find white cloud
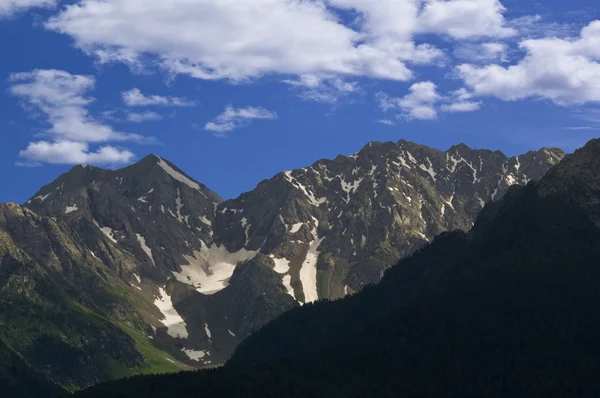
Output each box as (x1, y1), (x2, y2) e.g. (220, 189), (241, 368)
(0, 0), (54, 16)
(454, 42), (508, 63)
(441, 88), (482, 112)
(127, 111), (163, 123)
(377, 119), (396, 126)
(9, 69), (146, 142)
(204, 105), (277, 135)
(377, 82), (441, 120)
(507, 15), (579, 40)
(441, 101), (481, 112)
(46, 0), (512, 83)
(283, 75), (358, 103)
(377, 84), (481, 119)
(458, 20), (600, 106)
(19, 141), (134, 165)
(122, 88), (196, 107)
(417, 0), (515, 39)
(9, 69), (147, 165)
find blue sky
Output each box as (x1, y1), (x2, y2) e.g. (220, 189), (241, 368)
(1, 0), (599, 204)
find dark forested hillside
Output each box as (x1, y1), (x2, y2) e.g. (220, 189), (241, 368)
(73, 140), (600, 397)
(0, 337), (64, 398)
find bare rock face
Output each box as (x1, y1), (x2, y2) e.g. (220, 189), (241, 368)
(0, 140), (563, 393)
(212, 141), (564, 301)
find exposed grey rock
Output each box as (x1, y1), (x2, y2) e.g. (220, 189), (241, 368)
(213, 140), (564, 301)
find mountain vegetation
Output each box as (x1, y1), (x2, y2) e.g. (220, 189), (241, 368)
(73, 139), (600, 397)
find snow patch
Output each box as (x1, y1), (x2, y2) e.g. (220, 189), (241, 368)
(340, 177), (363, 203)
(174, 188), (184, 223)
(35, 194), (50, 202)
(228, 330), (237, 337)
(181, 349), (205, 361)
(96, 223), (118, 244)
(204, 323), (212, 339)
(284, 172), (327, 207)
(282, 274), (296, 300)
(65, 205), (78, 214)
(419, 158), (437, 181)
(172, 245), (256, 295)
(157, 157), (206, 195)
(447, 153), (478, 183)
(443, 192), (455, 210)
(240, 217), (250, 245)
(270, 255), (291, 274)
(136, 233), (155, 266)
(505, 174), (516, 186)
(154, 288), (188, 339)
(290, 222), (303, 234)
(137, 189), (154, 203)
(299, 218), (323, 304)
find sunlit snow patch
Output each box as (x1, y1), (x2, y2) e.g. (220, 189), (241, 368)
(299, 218), (323, 303)
(93, 220), (119, 244)
(65, 205), (78, 214)
(289, 222), (303, 234)
(181, 349), (206, 361)
(282, 275), (296, 300)
(154, 287), (188, 339)
(136, 233), (155, 266)
(35, 194), (50, 202)
(172, 244), (256, 295)
(269, 255), (291, 274)
(157, 157), (209, 200)
(269, 255), (295, 299)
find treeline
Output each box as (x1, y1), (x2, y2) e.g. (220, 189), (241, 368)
(73, 183), (600, 397)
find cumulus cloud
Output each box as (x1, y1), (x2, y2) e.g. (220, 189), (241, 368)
(46, 0), (513, 83)
(283, 75), (358, 103)
(122, 88), (196, 107)
(441, 88), (482, 112)
(204, 105), (277, 136)
(377, 82), (441, 120)
(441, 101), (481, 112)
(0, 0), (54, 16)
(457, 20), (600, 106)
(454, 42), (508, 63)
(377, 84), (481, 119)
(19, 141), (135, 165)
(10, 70), (146, 142)
(127, 111), (163, 123)
(507, 15), (579, 39)
(417, 0), (515, 39)
(9, 69), (147, 165)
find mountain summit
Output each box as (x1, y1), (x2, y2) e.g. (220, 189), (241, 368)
(212, 141), (564, 300)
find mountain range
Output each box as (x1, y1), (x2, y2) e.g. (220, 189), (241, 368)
(0, 140), (564, 393)
(74, 138), (600, 397)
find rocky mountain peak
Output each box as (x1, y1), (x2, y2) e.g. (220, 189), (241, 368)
(211, 139), (565, 302)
